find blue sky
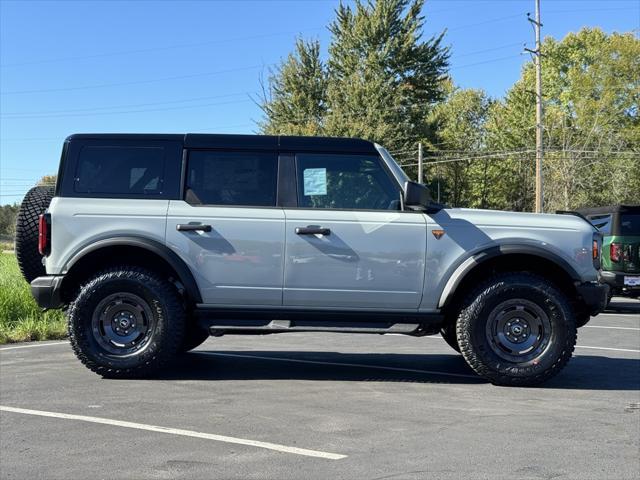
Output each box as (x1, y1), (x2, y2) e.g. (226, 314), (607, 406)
(1, 0), (638, 205)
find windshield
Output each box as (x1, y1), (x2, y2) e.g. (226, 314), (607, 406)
(375, 144), (410, 186)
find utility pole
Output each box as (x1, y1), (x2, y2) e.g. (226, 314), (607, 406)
(418, 142), (423, 184)
(526, 0), (544, 213)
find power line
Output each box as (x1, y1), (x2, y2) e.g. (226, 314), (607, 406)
(452, 41), (526, 59)
(1, 92), (249, 117)
(2, 98), (253, 119)
(451, 54), (523, 70)
(0, 64), (267, 95)
(0, 28), (323, 69)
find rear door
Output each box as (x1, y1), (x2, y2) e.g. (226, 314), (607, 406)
(282, 153), (427, 310)
(166, 149), (285, 305)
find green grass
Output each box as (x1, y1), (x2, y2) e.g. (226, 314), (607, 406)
(0, 254), (66, 344)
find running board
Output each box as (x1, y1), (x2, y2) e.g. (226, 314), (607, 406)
(207, 319), (424, 335)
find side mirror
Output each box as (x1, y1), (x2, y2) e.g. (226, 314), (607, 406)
(403, 181), (432, 209)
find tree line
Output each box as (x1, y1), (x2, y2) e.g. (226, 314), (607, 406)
(259, 0), (639, 212)
(0, 176), (56, 239)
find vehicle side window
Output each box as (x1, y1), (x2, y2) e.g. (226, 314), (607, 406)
(589, 214), (612, 235)
(74, 146), (165, 195)
(185, 150), (278, 207)
(295, 154), (400, 210)
(620, 214), (640, 235)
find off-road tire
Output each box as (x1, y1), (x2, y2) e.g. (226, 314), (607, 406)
(15, 186), (54, 283)
(180, 323), (210, 353)
(440, 323), (460, 353)
(68, 267), (185, 378)
(456, 273), (576, 387)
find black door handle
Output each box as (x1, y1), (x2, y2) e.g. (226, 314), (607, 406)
(176, 224), (212, 232)
(295, 226), (331, 235)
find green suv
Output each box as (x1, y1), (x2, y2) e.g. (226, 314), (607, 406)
(579, 205), (640, 299)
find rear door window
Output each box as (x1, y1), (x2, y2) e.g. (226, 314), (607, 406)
(185, 150), (278, 207)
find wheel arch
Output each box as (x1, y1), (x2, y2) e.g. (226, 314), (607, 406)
(439, 244), (581, 312)
(59, 236), (202, 305)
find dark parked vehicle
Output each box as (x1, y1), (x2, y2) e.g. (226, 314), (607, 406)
(578, 205), (640, 299)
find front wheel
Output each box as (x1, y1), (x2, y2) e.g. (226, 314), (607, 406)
(68, 267), (185, 378)
(456, 273), (576, 387)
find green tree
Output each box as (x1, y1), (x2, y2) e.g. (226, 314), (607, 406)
(486, 28), (640, 211)
(0, 204), (20, 238)
(259, 39), (328, 135)
(260, 0), (449, 152)
(426, 83), (492, 206)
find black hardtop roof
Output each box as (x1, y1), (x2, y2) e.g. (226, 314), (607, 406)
(65, 133), (378, 154)
(576, 204), (640, 216)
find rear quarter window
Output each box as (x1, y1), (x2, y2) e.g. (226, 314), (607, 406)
(588, 214), (612, 235)
(75, 146), (165, 195)
(59, 139), (183, 199)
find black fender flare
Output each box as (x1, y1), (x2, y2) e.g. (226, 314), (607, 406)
(62, 236), (202, 304)
(438, 243), (581, 309)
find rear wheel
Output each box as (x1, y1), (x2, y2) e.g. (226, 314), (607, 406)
(457, 273), (576, 387)
(15, 186), (54, 283)
(68, 267), (185, 378)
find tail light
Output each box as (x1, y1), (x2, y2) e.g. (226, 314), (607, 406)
(38, 213), (51, 256)
(610, 243), (622, 263)
(592, 233), (602, 269)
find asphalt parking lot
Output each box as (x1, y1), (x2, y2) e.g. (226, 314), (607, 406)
(1, 298), (639, 480)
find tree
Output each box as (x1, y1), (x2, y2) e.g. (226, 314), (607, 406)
(259, 39), (328, 135)
(260, 0), (449, 152)
(426, 83), (491, 206)
(0, 204), (20, 238)
(38, 175), (57, 186)
(486, 28), (640, 211)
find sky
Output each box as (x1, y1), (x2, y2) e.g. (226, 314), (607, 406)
(1, 0), (639, 205)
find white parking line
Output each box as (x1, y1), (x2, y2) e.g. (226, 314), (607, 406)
(584, 325), (640, 331)
(200, 352), (480, 379)
(597, 313), (640, 318)
(0, 341), (68, 351)
(575, 346), (640, 354)
(0, 405), (346, 460)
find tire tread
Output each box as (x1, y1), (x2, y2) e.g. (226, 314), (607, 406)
(68, 266), (185, 378)
(456, 272), (576, 386)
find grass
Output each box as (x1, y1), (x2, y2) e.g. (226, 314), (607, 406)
(0, 254), (66, 344)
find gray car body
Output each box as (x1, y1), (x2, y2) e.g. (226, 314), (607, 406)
(44, 145), (598, 314)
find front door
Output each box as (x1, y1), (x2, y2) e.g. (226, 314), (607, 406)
(283, 153), (427, 310)
(166, 149), (284, 305)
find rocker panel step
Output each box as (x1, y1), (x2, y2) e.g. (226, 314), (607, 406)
(206, 319), (422, 335)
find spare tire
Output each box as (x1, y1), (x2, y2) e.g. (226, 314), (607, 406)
(15, 186), (54, 283)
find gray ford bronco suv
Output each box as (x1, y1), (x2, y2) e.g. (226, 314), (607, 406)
(17, 134), (608, 386)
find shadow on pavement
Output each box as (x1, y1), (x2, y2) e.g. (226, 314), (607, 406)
(152, 350), (640, 390)
(606, 297), (640, 314)
(159, 351), (484, 384)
